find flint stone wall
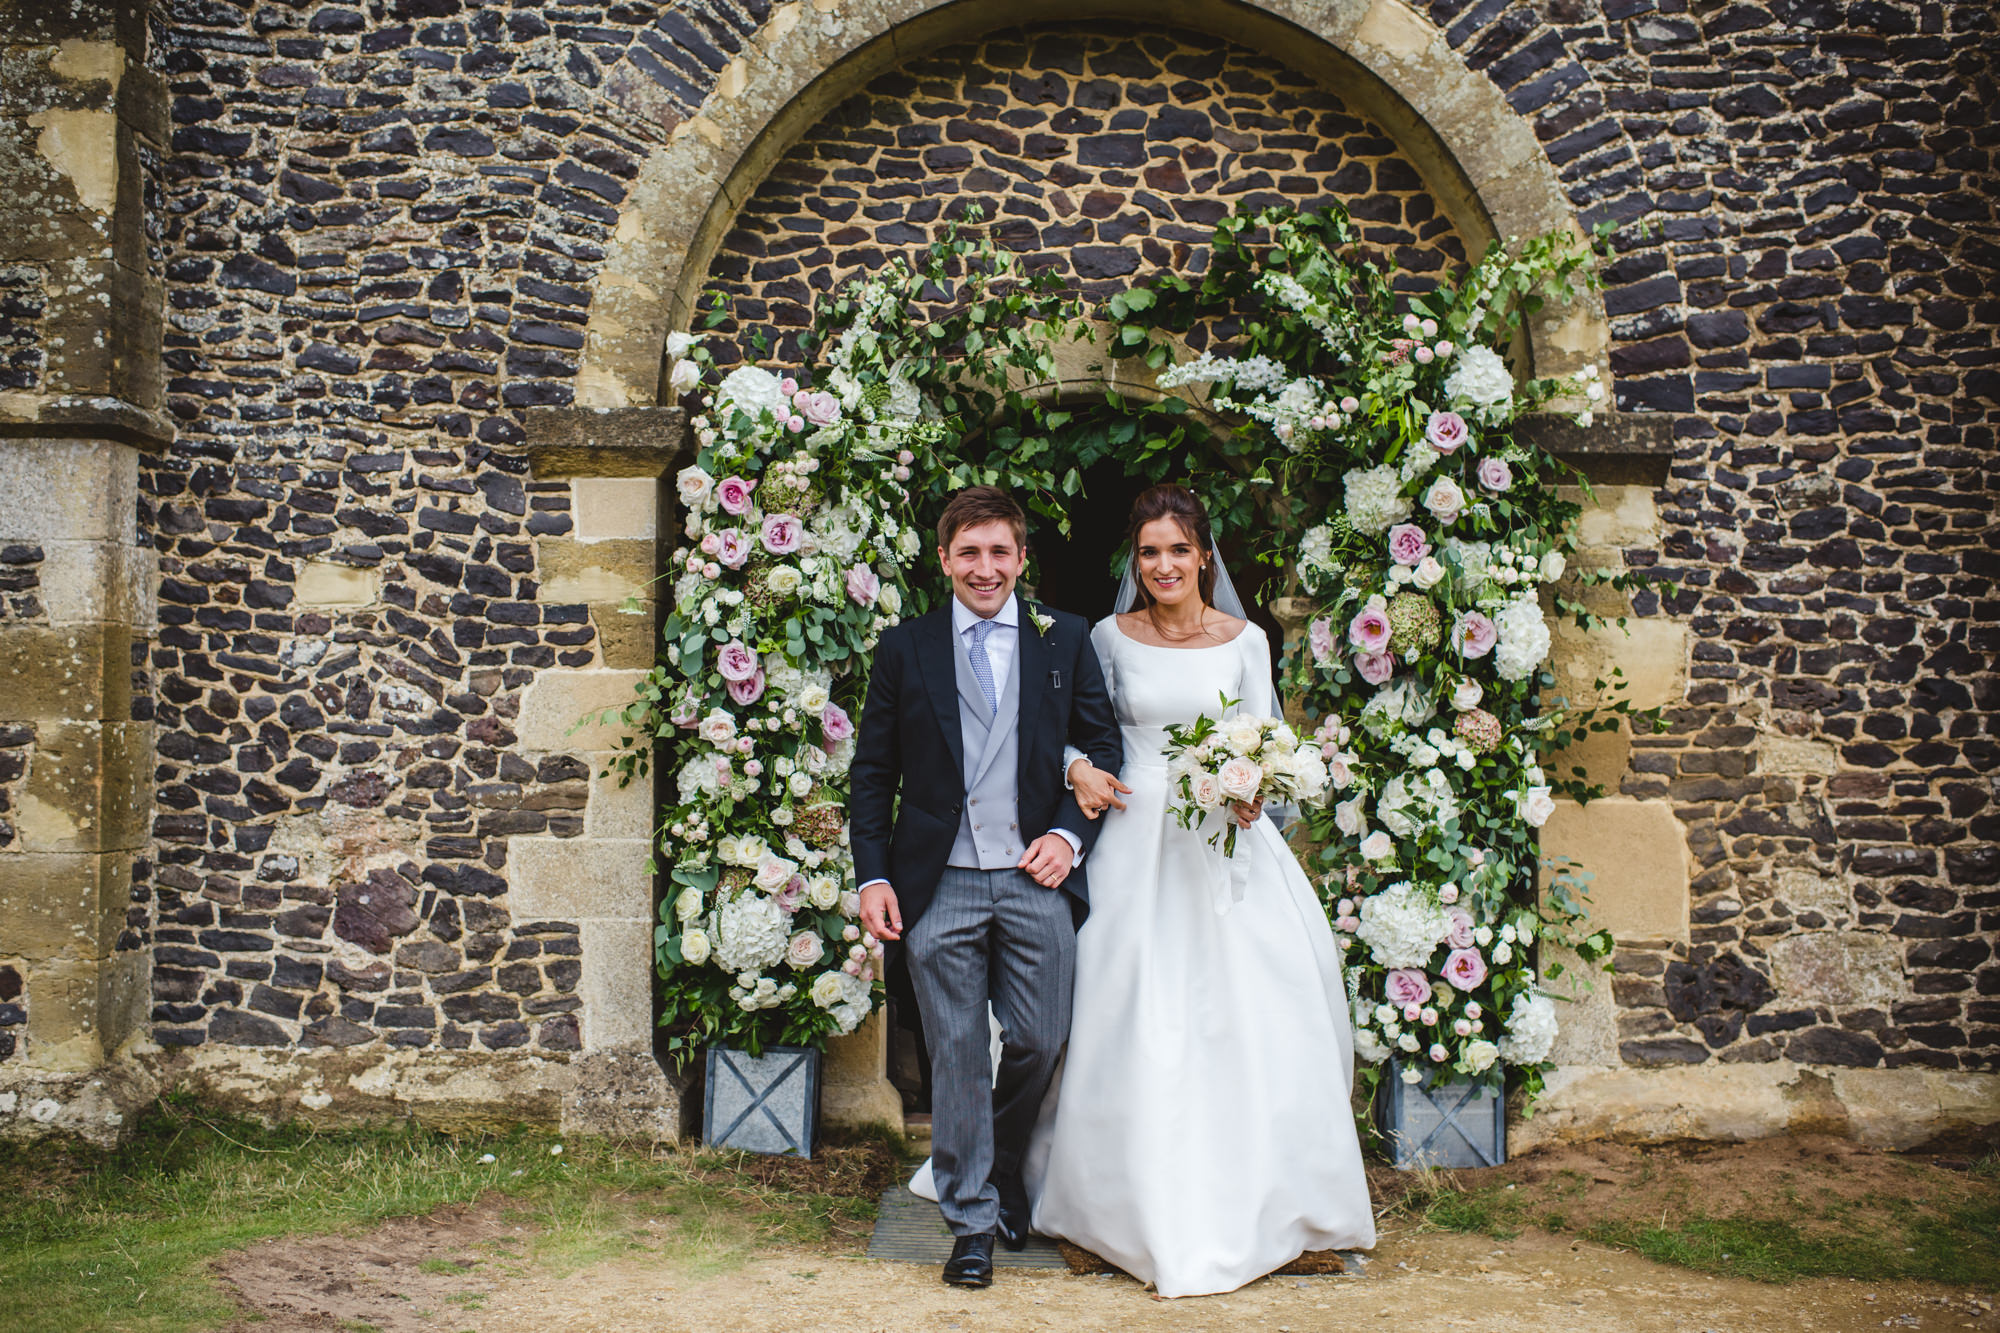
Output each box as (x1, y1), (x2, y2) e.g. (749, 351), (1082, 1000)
(0, 0), (1992, 1144)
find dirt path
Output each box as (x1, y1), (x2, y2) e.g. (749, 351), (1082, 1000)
(218, 1209), (1999, 1333)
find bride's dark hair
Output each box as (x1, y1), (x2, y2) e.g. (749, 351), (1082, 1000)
(1125, 484), (1218, 616)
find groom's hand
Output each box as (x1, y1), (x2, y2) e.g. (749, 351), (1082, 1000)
(860, 882), (902, 941)
(1018, 833), (1074, 889)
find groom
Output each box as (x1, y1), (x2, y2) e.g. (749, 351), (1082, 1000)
(850, 485), (1122, 1288)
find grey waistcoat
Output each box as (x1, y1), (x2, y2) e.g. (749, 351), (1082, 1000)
(947, 620), (1025, 871)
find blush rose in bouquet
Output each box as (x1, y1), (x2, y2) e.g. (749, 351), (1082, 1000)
(1162, 692), (1332, 858)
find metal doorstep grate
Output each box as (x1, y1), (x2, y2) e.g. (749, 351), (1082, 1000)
(866, 1186), (1070, 1269)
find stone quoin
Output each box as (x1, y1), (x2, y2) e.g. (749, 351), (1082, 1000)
(0, 0), (1993, 1149)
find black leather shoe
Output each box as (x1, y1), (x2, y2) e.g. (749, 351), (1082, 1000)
(995, 1177), (1031, 1251)
(943, 1232), (995, 1288)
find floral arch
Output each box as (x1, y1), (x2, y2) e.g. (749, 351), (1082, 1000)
(620, 204), (1658, 1111)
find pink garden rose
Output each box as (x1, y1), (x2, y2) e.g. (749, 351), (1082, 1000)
(1355, 650), (1395, 685)
(1443, 947), (1489, 992)
(1348, 605), (1391, 653)
(716, 475), (754, 515)
(1477, 457), (1513, 493)
(1454, 610), (1498, 659)
(1308, 617), (1336, 665)
(820, 702), (854, 742)
(716, 640), (759, 683)
(761, 513), (803, 555)
(777, 875), (807, 914)
(1387, 523), (1431, 567)
(726, 667), (765, 706)
(1384, 968), (1433, 1008)
(1426, 410), (1469, 453)
(846, 563), (880, 607)
(714, 527), (752, 569)
(1444, 906), (1476, 950)
(795, 389), (841, 426)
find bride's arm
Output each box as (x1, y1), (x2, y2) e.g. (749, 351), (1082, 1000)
(1237, 623), (1278, 718)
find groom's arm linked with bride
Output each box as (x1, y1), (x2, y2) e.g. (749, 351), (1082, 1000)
(846, 485), (1122, 1287)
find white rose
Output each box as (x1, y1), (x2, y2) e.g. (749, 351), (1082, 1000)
(1451, 679), (1483, 711)
(669, 358), (701, 396)
(680, 929), (711, 966)
(1353, 1027), (1391, 1064)
(1493, 941), (1514, 965)
(785, 931), (824, 969)
(1188, 770), (1226, 811)
(697, 709), (737, 747)
(807, 876), (841, 910)
(797, 684), (831, 714)
(765, 565), (802, 596)
(1359, 830), (1394, 861)
(674, 887), (703, 922)
(1541, 550), (1567, 581)
(839, 891), (861, 918)
(1520, 785), (1556, 828)
(1412, 555), (1447, 590)
(666, 330), (697, 360)
(1223, 716), (1265, 756)
(677, 465), (715, 509)
(1464, 1039), (1499, 1073)
(1217, 756), (1264, 801)
(1397, 1031), (1420, 1053)
(1422, 476), (1465, 525)
(1335, 798), (1365, 837)
(810, 971), (845, 1008)
(898, 528), (921, 559)
(754, 855), (797, 892)
(716, 835), (742, 866)
(877, 583), (902, 616)
(788, 771), (813, 798)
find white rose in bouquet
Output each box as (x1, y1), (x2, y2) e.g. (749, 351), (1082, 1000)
(807, 875), (841, 910)
(1189, 770), (1226, 811)
(1222, 715), (1266, 756)
(680, 928), (712, 966)
(1218, 756), (1264, 801)
(1268, 723), (1299, 754)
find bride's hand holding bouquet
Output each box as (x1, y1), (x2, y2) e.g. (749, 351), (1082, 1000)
(1165, 693), (1332, 858)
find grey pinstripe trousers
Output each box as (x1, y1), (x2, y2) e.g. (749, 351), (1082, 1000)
(905, 864), (1077, 1236)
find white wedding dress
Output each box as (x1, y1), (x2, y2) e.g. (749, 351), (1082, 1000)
(911, 617), (1376, 1297)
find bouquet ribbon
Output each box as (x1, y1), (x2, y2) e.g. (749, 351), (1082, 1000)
(1209, 818), (1251, 916)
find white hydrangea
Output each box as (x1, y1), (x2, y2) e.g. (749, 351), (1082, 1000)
(1443, 344), (1514, 412)
(716, 365), (785, 420)
(676, 755), (724, 804)
(1500, 990), (1560, 1065)
(1342, 464), (1413, 536)
(1297, 523), (1341, 592)
(814, 503), (869, 561)
(712, 892), (790, 974)
(1360, 678), (1436, 738)
(1442, 537), (1492, 587)
(1493, 590), (1551, 682)
(1354, 880), (1451, 969)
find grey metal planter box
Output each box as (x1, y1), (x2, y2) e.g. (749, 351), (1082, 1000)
(1377, 1061), (1506, 1169)
(704, 1045), (819, 1158)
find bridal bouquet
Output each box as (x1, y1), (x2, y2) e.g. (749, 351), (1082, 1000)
(1163, 694), (1332, 858)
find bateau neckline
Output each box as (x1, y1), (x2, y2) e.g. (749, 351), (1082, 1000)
(1106, 617), (1254, 651)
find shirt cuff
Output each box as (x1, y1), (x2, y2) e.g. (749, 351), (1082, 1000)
(857, 878), (890, 893)
(1062, 745), (1086, 788)
(1050, 827), (1083, 868)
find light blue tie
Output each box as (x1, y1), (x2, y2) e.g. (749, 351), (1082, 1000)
(967, 618), (999, 716)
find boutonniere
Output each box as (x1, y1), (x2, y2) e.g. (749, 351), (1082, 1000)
(1026, 605), (1055, 636)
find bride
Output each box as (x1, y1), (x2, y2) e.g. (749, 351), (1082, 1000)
(912, 483), (1376, 1297)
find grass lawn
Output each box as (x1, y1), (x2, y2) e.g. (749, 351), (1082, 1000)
(1379, 1137), (2000, 1286)
(0, 1093), (897, 1333)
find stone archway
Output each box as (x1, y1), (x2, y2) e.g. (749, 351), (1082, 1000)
(572, 0), (1608, 412)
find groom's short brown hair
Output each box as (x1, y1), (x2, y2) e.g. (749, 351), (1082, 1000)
(936, 485), (1027, 551)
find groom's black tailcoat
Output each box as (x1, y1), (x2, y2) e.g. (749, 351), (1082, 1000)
(848, 599), (1123, 927)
